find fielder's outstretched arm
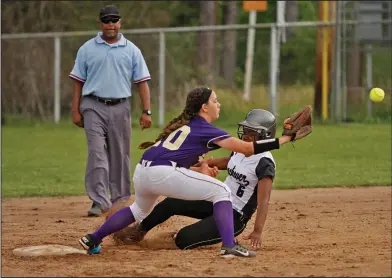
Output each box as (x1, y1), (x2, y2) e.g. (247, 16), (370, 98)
(215, 136), (291, 157)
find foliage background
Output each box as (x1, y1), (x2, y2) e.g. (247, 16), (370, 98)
(2, 1), (391, 123)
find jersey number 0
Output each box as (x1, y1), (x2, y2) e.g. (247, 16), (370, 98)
(154, 126), (191, 151)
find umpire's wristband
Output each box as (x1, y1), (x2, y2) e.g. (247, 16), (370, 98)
(253, 138), (280, 154)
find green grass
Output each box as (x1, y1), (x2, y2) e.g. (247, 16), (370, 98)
(2, 121), (391, 198)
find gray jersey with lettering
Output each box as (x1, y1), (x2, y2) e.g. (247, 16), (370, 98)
(225, 152), (276, 219)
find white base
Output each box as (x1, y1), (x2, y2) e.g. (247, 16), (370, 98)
(13, 244), (88, 256)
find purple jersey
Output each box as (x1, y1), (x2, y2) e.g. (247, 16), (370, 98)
(142, 116), (231, 168)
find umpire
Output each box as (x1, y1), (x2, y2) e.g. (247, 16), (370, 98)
(70, 5), (152, 217)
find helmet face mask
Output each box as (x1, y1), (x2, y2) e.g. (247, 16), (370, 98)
(237, 125), (273, 141)
(237, 109), (276, 142)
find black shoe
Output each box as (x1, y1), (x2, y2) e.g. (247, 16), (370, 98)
(88, 203), (102, 217)
(78, 234), (102, 255)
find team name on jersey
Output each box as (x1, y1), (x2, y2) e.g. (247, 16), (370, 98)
(227, 165), (249, 187)
(225, 151), (275, 216)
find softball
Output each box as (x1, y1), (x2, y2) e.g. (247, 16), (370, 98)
(369, 88), (385, 103)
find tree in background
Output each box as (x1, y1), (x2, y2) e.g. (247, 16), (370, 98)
(2, 1), (388, 121)
(197, 1), (218, 85)
(285, 1), (299, 40)
(220, 1), (238, 89)
(347, 28), (364, 106)
(1, 1), (200, 117)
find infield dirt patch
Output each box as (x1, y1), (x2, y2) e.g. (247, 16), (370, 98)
(2, 186), (391, 277)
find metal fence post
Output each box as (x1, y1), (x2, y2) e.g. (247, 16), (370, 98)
(342, 6), (348, 122)
(269, 25), (278, 116)
(158, 32), (166, 127)
(243, 11), (257, 101)
(365, 44), (373, 118)
(54, 36), (61, 124)
(333, 1), (342, 122)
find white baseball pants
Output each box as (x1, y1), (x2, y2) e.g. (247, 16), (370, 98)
(129, 160), (232, 222)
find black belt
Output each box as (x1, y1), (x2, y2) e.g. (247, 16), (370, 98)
(86, 95), (127, 105)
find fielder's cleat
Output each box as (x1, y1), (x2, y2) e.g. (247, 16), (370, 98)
(79, 234), (102, 255)
(220, 243), (256, 258)
(87, 245), (102, 255)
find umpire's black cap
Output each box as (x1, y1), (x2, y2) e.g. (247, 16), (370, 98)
(99, 5), (121, 19)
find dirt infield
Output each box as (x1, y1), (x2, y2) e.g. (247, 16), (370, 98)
(2, 186), (391, 277)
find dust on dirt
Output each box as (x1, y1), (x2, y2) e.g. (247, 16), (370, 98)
(1, 186), (391, 277)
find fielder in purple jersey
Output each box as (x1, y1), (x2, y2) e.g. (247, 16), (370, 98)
(142, 116), (230, 169)
(78, 86), (296, 258)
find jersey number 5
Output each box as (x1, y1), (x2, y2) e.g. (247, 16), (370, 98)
(154, 126), (191, 151)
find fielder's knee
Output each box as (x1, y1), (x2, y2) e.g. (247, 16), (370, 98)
(129, 202), (151, 222)
(212, 185), (231, 204)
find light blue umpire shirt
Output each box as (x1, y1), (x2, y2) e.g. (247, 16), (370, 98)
(69, 32), (151, 99)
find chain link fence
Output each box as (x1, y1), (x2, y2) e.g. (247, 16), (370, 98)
(2, 20), (391, 126)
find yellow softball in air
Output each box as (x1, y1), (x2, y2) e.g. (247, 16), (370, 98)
(369, 88), (385, 103)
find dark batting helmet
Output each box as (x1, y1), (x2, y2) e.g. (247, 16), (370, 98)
(237, 109), (276, 140)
